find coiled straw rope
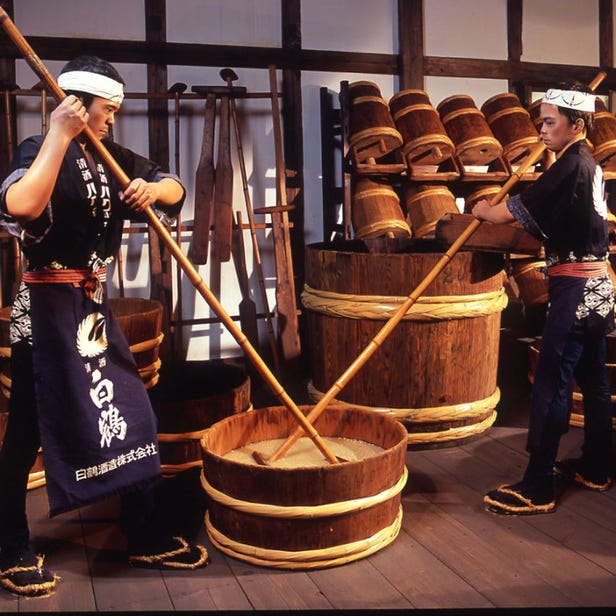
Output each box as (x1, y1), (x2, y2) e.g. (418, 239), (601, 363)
(301, 284), (508, 321)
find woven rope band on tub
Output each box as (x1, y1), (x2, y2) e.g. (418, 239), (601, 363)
(205, 506), (403, 570)
(306, 382), (499, 445)
(301, 285), (508, 321)
(200, 466), (408, 519)
(307, 381), (500, 423)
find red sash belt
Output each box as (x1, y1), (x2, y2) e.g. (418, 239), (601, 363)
(547, 262), (608, 278)
(23, 268), (107, 302)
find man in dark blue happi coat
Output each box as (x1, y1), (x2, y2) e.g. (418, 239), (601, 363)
(0, 56), (207, 596)
(473, 82), (614, 515)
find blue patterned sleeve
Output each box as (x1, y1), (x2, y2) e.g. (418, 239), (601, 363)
(507, 194), (547, 241)
(0, 166), (53, 244)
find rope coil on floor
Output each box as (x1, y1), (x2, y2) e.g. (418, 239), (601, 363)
(205, 505), (404, 569)
(301, 284), (508, 321)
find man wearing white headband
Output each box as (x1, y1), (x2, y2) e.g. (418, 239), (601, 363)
(0, 56), (207, 597)
(472, 81), (613, 515)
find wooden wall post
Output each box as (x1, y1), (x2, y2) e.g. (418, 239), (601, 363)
(398, 0), (424, 90)
(145, 0), (174, 361)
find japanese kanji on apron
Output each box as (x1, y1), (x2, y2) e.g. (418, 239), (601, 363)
(25, 269), (161, 516)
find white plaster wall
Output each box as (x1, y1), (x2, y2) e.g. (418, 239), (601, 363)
(302, 0), (397, 54)
(5, 0), (611, 362)
(424, 0), (507, 60)
(521, 0), (599, 65)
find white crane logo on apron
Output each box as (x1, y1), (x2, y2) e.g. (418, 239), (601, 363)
(76, 312), (128, 448)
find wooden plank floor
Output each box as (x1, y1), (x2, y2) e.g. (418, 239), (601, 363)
(0, 377), (614, 613)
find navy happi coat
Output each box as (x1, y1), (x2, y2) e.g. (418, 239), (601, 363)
(507, 140), (614, 447)
(0, 136), (184, 515)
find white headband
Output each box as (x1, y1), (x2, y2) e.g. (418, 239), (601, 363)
(57, 70), (124, 104)
(542, 88), (595, 112)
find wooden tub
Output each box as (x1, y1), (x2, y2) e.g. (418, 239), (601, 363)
(201, 404), (408, 569)
(150, 360), (251, 476)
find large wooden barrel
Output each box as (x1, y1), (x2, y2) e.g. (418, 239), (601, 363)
(351, 177), (411, 239)
(201, 404), (408, 569)
(0, 299), (163, 393)
(437, 94), (503, 166)
(149, 360), (251, 476)
(347, 81), (403, 163)
(402, 183), (459, 238)
(528, 336), (616, 431)
(302, 241), (506, 448)
(481, 93), (539, 165)
(388, 89), (455, 166)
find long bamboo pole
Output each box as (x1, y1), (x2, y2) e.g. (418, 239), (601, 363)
(0, 7), (341, 465)
(266, 70), (607, 463)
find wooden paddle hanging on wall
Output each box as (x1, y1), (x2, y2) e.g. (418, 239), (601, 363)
(232, 211), (260, 380)
(168, 82), (187, 356)
(254, 65), (301, 363)
(212, 92), (234, 262)
(188, 92), (216, 264)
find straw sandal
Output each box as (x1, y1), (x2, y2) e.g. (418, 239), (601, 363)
(484, 480), (556, 515)
(128, 535), (209, 570)
(0, 551), (58, 597)
(554, 458), (612, 492)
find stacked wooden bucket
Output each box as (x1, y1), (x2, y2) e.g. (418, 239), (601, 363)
(347, 82), (545, 243)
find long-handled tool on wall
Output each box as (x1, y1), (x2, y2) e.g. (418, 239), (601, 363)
(188, 91), (216, 264)
(219, 67), (281, 375)
(232, 210), (260, 358)
(168, 81), (187, 356)
(0, 7), (340, 465)
(263, 70), (608, 464)
(211, 91), (234, 262)
(254, 65), (301, 363)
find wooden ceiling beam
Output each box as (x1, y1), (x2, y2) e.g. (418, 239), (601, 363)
(0, 36), (399, 74)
